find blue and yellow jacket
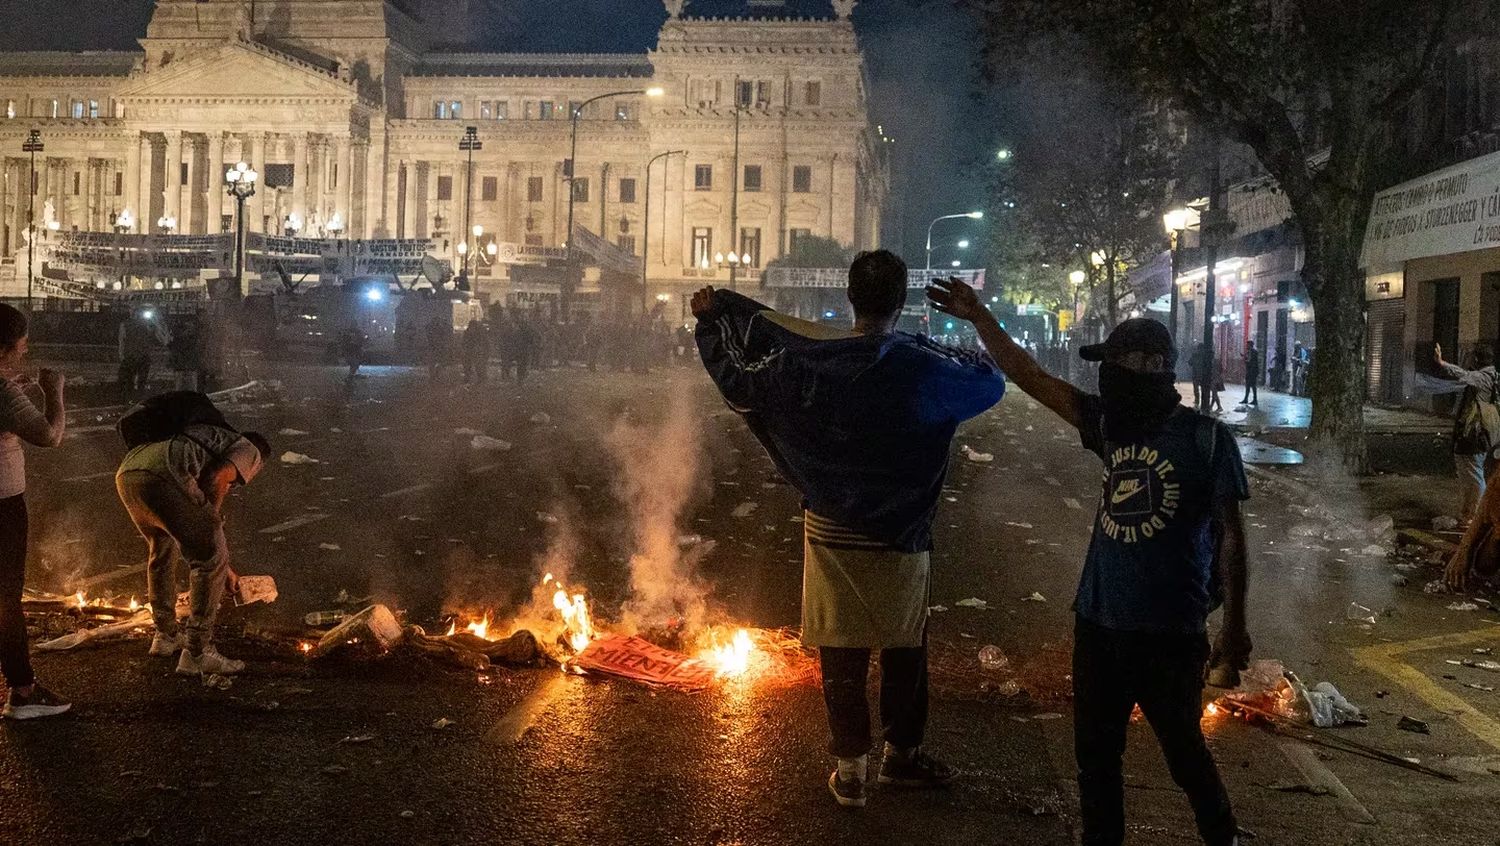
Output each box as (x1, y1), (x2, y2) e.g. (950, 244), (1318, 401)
(695, 289), (1004, 553)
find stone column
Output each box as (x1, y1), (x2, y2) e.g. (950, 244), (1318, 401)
(292, 133), (309, 222)
(336, 137), (353, 231)
(245, 132), (265, 233)
(185, 137), (201, 233)
(207, 132), (225, 233)
(162, 131), (182, 230)
(137, 134), (154, 232)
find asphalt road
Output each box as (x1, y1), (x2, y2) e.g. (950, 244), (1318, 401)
(1, 360), (1498, 845)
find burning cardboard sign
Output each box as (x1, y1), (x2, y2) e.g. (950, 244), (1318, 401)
(569, 634), (715, 691)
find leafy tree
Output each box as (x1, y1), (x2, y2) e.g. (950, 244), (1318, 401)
(967, 0), (1457, 467)
(765, 235), (853, 269)
(986, 71), (1175, 330)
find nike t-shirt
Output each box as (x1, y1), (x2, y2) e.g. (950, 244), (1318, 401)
(1073, 395), (1248, 634)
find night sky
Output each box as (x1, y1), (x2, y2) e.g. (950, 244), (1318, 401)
(0, 0), (999, 260)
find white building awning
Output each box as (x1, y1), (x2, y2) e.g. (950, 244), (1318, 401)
(1361, 148), (1500, 269)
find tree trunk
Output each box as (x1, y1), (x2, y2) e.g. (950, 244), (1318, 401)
(1301, 199), (1370, 472)
(1106, 262), (1118, 327)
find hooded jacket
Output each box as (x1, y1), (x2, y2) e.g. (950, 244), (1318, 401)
(696, 289), (1004, 552)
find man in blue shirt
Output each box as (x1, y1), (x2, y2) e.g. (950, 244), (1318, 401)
(930, 277), (1250, 846)
(695, 250), (1005, 809)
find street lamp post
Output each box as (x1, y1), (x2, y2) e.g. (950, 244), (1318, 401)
(157, 215), (178, 235)
(1162, 207), (1197, 356)
(458, 126), (482, 292)
(565, 87), (664, 318)
(22, 129), (43, 310)
(925, 211), (983, 271)
(643, 149), (684, 314)
(224, 161), (258, 298)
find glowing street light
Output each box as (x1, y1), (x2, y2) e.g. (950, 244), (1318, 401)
(926, 211), (984, 270)
(995, 148), (1013, 162)
(957, 239), (970, 249)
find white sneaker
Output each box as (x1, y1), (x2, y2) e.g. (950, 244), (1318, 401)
(176, 647), (246, 676)
(148, 632), (183, 657)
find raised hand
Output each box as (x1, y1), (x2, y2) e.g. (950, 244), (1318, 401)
(926, 276), (989, 323)
(690, 286), (718, 320)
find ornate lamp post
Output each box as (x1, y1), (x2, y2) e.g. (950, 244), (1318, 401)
(457, 126), (482, 292)
(642, 149), (684, 314)
(925, 211), (983, 271)
(156, 215), (178, 234)
(224, 161), (258, 297)
(21, 129), (43, 310)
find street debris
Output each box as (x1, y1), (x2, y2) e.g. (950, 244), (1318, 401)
(1447, 658), (1500, 673)
(305, 610), (348, 627)
(1446, 601), (1481, 612)
(1432, 516), (1460, 531)
(529, 412), (552, 424)
(960, 445), (994, 463)
(454, 428), (482, 436)
(1260, 782), (1330, 796)
(277, 428), (309, 436)
(279, 451), (320, 465)
(570, 634), (715, 691)
(34, 610), (153, 652)
(399, 810), (416, 820)
(1345, 602), (1377, 625)
(1021, 592), (1046, 602)
(469, 435), (512, 452)
(202, 673), (233, 690)
(338, 734), (375, 745)
(955, 597), (990, 610)
(978, 645), (1009, 671)
(430, 717), (455, 730)
(234, 575), (278, 606)
(306, 605), (404, 659)
(535, 512), (559, 524)
(1397, 715), (1430, 734)
(929, 605), (948, 613)
(731, 501), (759, 518)
(318, 543), (342, 551)
(1423, 579), (1449, 594)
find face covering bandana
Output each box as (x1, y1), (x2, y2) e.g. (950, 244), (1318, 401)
(1098, 361), (1181, 442)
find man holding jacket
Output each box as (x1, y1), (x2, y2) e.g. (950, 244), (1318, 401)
(694, 250), (1005, 808)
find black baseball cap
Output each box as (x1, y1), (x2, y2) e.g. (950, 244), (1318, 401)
(1079, 317), (1176, 366)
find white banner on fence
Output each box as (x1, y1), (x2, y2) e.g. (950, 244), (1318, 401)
(763, 267), (986, 290)
(1361, 148), (1500, 269)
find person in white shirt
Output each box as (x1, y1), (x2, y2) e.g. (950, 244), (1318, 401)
(0, 305), (70, 719)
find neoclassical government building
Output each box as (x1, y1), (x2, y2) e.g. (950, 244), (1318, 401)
(0, 0), (887, 306)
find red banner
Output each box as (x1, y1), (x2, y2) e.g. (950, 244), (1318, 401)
(570, 635), (715, 691)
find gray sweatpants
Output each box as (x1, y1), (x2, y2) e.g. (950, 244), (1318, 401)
(115, 470), (228, 653)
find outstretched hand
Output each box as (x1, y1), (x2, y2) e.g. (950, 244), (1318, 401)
(926, 276), (989, 323)
(690, 286), (718, 321)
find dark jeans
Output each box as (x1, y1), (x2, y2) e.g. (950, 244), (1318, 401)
(1073, 617), (1236, 846)
(1241, 381), (1258, 404)
(819, 629), (928, 759)
(0, 495), (33, 689)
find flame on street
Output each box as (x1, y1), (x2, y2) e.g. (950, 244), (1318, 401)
(74, 590), (86, 609)
(697, 627), (755, 678)
(546, 573), (595, 653)
(465, 614), (491, 641)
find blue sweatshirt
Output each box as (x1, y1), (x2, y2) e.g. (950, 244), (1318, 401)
(696, 289), (1005, 552)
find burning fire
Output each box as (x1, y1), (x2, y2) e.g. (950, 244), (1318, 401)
(74, 590), (86, 609)
(127, 596), (140, 612)
(546, 573), (595, 653)
(697, 628), (755, 678)
(465, 614), (492, 641)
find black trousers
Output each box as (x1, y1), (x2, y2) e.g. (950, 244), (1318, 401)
(0, 495), (32, 689)
(1073, 617), (1236, 846)
(819, 628), (928, 759)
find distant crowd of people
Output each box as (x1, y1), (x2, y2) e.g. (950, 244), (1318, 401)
(117, 307), (229, 397)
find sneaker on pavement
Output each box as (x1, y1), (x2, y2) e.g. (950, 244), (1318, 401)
(148, 632), (183, 657)
(878, 746), (955, 788)
(176, 647), (245, 676)
(828, 770), (867, 808)
(2, 684), (72, 720)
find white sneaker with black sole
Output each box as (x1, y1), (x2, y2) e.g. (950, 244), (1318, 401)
(2, 684), (72, 720)
(176, 647), (245, 676)
(148, 632), (183, 657)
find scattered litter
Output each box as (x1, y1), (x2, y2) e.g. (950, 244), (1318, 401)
(307, 605), (404, 659)
(1396, 716), (1430, 735)
(535, 512), (559, 524)
(1423, 580), (1449, 594)
(305, 610), (349, 627)
(399, 810), (416, 819)
(318, 543), (342, 551)
(1032, 713), (1064, 721)
(1463, 682), (1496, 692)
(469, 435), (512, 452)
(1391, 575), (1409, 587)
(978, 645), (1009, 671)
(34, 611), (152, 652)
(1004, 522), (1034, 529)
(1261, 782), (1330, 796)
(529, 412), (552, 424)
(320, 765), (347, 776)
(928, 605), (948, 613)
(1477, 648), (1494, 656)
(339, 734), (376, 745)
(1021, 592), (1046, 602)
(234, 575), (278, 606)
(279, 451), (320, 465)
(1360, 544), (1389, 557)
(454, 428), (482, 436)
(1367, 515), (1396, 539)
(955, 597), (990, 610)
(1345, 602), (1377, 625)
(1432, 516), (1460, 531)
(329, 427), (343, 433)
(430, 717), (455, 730)
(960, 445), (994, 463)
(277, 428), (309, 436)
(1447, 601), (1481, 612)
(731, 501), (759, 518)
(678, 534), (703, 547)
(202, 674), (233, 690)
